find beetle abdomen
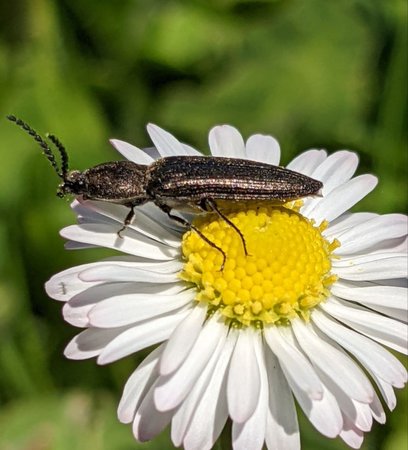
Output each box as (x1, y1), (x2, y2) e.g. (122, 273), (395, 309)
(147, 156), (322, 202)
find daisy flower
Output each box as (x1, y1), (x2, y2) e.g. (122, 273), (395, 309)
(45, 124), (407, 450)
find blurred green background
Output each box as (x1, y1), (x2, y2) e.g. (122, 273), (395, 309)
(0, 0), (406, 449)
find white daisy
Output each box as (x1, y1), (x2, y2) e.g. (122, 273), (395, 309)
(45, 124), (408, 450)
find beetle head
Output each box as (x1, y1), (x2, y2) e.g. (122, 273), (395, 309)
(57, 170), (87, 198)
(7, 116), (151, 205)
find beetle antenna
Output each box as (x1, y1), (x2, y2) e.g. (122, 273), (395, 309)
(6, 115), (63, 178)
(47, 133), (69, 178)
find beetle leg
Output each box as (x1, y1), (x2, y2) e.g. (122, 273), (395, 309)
(201, 198), (249, 256)
(117, 206), (135, 238)
(158, 204), (227, 270)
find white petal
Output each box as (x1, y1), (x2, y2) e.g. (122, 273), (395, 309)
(154, 317), (227, 411)
(265, 413), (300, 450)
(79, 261), (181, 284)
(62, 281), (171, 327)
(208, 125), (246, 158)
(73, 198), (183, 239)
(312, 310), (407, 387)
(370, 390), (386, 424)
(71, 198), (102, 222)
(46, 259), (183, 304)
(291, 319), (374, 403)
(63, 300), (94, 327)
(181, 334), (235, 450)
(61, 223), (178, 260)
(348, 401), (373, 433)
(62, 281), (138, 326)
(64, 327), (130, 360)
(264, 326), (323, 400)
(182, 143), (203, 156)
(264, 350), (300, 450)
(87, 257), (183, 272)
(227, 328), (261, 423)
(375, 278), (408, 288)
(331, 280), (407, 320)
(138, 202), (185, 234)
(71, 277), (179, 304)
(146, 123), (191, 156)
(313, 361), (374, 432)
(283, 368), (343, 438)
(132, 379), (173, 442)
(339, 417), (365, 449)
(71, 198), (118, 224)
(308, 174), (378, 223)
(335, 214), (408, 256)
(286, 149), (327, 176)
(45, 263), (102, 302)
(232, 334), (268, 450)
(333, 253), (407, 281)
(324, 212), (379, 238)
(319, 368), (373, 432)
(373, 376), (397, 410)
(137, 146), (161, 159)
(321, 298), (408, 354)
(302, 151), (359, 216)
(368, 235), (408, 255)
(97, 307), (190, 364)
(170, 328), (228, 447)
(64, 240), (96, 250)
(118, 346), (162, 423)
(349, 349), (399, 412)
(109, 139), (154, 164)
(312, 151), (359, 191)
(75, 199), (181, 246)
(245, 134), (280, 164)
(88, 289), (194, 327)
(160, 304), (207, 375)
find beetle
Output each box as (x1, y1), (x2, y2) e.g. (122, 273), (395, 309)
(7, 115), (323, 267)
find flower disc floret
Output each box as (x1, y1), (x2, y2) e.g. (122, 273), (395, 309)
(181, 203), (339, 327)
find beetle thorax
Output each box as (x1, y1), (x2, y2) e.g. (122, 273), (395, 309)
(58, 161), (151, 206)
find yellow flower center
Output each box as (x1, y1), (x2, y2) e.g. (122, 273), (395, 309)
(180, 202), (339, 328)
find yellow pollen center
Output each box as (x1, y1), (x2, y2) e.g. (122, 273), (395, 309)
(180, 202), (339, 327)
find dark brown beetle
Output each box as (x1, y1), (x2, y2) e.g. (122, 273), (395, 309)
(7, 115), (323, 267)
